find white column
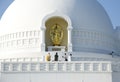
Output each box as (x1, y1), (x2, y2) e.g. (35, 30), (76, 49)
(68, 26), (73, 52)
(82, 63), (84, 72)
(9, 64), (12, 72)
(99, 63), (102, 72)
(90, 63), (93, 72)
(108, 63), (112, 72)
(41, 27), (46, 51)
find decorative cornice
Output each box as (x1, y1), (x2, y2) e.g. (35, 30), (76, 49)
(0, 31), (41, 49)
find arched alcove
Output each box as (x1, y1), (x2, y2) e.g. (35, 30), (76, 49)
(45, 16), (68, 51)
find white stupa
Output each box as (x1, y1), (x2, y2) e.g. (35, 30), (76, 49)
(0, 0), (120, 82)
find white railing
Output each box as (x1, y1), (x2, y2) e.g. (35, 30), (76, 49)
(0, 61), (112, 73)
(0, 57), (44, 63)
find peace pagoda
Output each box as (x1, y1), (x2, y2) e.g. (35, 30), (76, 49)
(0, 0), (120, 82)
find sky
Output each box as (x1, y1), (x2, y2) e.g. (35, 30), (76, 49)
(98, 0), (120, 28)
(0, 0), (119, 28)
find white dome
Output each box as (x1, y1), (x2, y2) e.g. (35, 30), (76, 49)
(0, 0), (116, 58)
(0, 0), (113, 34)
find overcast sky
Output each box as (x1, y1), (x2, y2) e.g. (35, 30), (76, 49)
(0, 0), (120, 28)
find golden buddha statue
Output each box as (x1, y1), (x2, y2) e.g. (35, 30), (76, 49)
(50, 24), (63, 46)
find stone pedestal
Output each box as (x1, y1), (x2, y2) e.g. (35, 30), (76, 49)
(48, 46), (66, 51)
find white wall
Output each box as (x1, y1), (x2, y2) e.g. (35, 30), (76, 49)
(112, 72), (120, 82)
(1, 72), (112, 82)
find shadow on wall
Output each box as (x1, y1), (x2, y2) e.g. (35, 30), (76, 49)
(0, 0), (14, 20)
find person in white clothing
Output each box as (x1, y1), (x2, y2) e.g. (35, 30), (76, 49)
(68, 54), (72, 61)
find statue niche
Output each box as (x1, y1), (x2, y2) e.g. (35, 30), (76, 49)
(50, 24), (63, 46)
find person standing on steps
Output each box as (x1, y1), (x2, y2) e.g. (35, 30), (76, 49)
(45, 53), (51, 61)
(64, 53), (68, 61)
(54, 52), (59, 61)
(68, 53), (72, 61)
